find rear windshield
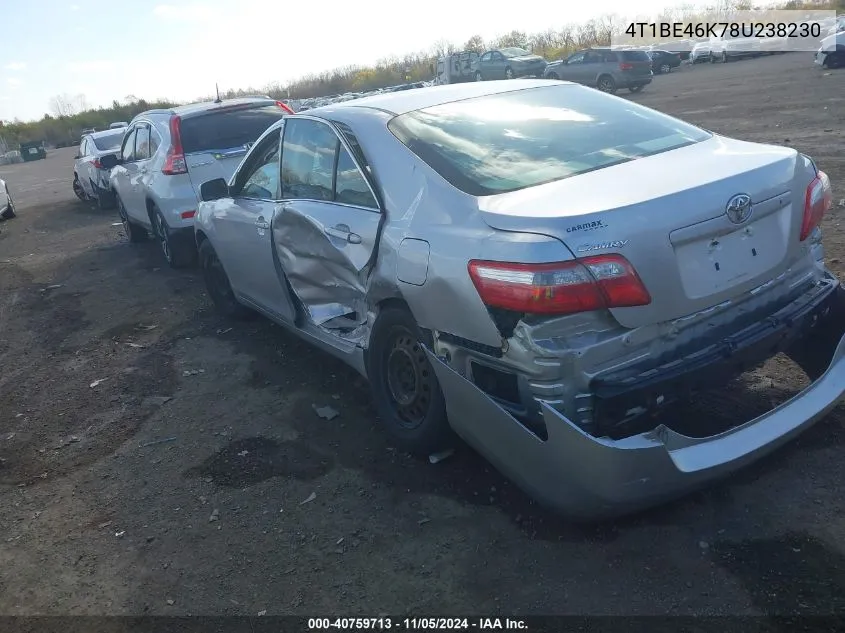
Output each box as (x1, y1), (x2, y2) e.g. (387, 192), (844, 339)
(92, 131), (125, 151)
(620, 50), (651, 61)
(180, 105), (286, 154)
(387, 84), (711, 196)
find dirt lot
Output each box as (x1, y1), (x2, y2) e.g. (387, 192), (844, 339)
(1, 53), (844, 619)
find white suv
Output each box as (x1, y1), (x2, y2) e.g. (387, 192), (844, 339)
(103, 97), (291, 267)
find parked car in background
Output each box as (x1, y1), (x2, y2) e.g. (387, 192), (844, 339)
(474, 47), (547, 81)
(544, 48), (652, 94)
(192, 79), (844, 519)
(710, 33), (760, 62)
(648, 50), (682, 74)
(101, 97), (290, 268)
(19, 141), (46, 161)
(109, 121), (129, 129)
(81, 128), (96, 135)
(690, 42), (712, 63)
(0, 177), (16, 220)
(815, 31), (845, 68)
(73, 127), (127, 209)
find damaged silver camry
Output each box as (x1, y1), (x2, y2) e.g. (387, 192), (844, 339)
(193, 79), (845, 519)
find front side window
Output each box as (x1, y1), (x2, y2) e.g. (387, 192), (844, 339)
(388, 84), (711, 196)
(239, 130), (282, 200)
(135, 125), (151, 160)
(121, 129), (137, 162)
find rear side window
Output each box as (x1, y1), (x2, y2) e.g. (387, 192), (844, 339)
(179, 105), (286, 154)
(621, 50), (651, 61)
(92, 131), (125, 151)
(388, 84), (711, 196)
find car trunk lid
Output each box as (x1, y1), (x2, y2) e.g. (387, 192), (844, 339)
(618, 50), (653, 77)
(477, 136), (808, 329)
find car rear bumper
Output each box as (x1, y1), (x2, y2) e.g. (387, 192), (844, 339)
(426, 281), (845, 520)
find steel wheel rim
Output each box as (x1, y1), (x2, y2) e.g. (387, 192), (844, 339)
(475, 72), (482, 81)
(660, 64), (671, 73)
(385, 327), (433, 429)
(599, 78), (613, 92)
(155, 213), (171, 261)
(505, 68), (513, 79)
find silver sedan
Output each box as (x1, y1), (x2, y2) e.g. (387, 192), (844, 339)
(0, 178), (16, 221)
(194, 79), (845, 519)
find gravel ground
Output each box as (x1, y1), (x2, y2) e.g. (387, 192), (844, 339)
(1, 52), (844, 619)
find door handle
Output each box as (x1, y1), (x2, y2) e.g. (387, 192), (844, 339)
(324, 224), (361, 244)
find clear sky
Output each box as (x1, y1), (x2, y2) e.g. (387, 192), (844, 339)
(1, 0), (694, 122)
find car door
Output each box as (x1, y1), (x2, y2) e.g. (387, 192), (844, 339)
(489, 51), (506, 78)
(274, 117), (383, 328)
(211, 126), (297, 322)
(558, 51), (589, 84)
(113, 127), (142, 220)
(478, 51), (493, 78)
(76, 139), (93, 197)
(129, 123), (154, 211)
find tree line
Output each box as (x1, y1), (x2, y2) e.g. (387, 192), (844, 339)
(0, 0), (840, 150)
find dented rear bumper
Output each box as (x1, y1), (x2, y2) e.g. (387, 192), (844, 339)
(426, 282), (845, 520)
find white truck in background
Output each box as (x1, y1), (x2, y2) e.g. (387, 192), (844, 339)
(434, 51), (480, 84)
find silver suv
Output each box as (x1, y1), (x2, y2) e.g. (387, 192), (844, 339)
(103, 97), (291, 267)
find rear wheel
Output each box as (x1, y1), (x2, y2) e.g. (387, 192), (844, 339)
(199, 240), (252, 319)
(659, 63), (672, 74)
(722, 52), (728, 63)
(72, 176), (87, 201)
(505, 66), (514, 79)
(824, 52), (844, 69)
(152, 207), (195, 269)
(546, 72), (559, 80)
(367, 307), (452, 455)
(475, 70), (483, 81)
(2, 186), (16, 219)
(116, 196), (148, 243)
(596, 74), (616, 94)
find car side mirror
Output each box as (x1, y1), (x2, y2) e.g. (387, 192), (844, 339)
(200, 178), (230, 202)
(99, 154), (120, 170)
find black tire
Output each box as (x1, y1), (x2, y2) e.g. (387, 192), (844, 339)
(722, 52), (729, 63)
(199, 240), (252, 319)
(709, 54), (717, 64)
(152, 207), (195, 269)
(596, 74), (616, 94)
(547, 72), (559, 80)
(2, 187), (16, 219)
(116, 196), (148, 243)
(824, 52), (844, 69)
(72, 176), (87, 202)
(659, 63), (672, 74)
(475, 70), (483, 81)
(367, 307), (453, 455)
(629, 85), (644, 93)
(505, 66), (514, 79)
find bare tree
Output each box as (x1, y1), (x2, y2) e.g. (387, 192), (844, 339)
(48, 94), (77, 118)
(431, 39), (456, 58)
(75, 93), (90, 112)
(464, 34), (485, 52)
(492, 30), (528, 49)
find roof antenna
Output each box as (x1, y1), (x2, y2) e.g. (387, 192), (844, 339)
(214, 83), (222, 103)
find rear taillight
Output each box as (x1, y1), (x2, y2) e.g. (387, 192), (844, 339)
(162, 115), (188, 176)
(619, 62), (634, 70)
(180, 210), (196, 219)
(467, 254), (651, 316)
(92, 158), (103, 169)
(800, 170), (832, 241)
(275, 100), (294, 114)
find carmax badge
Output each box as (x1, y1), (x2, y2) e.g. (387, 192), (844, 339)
(576, 240), (629, 253)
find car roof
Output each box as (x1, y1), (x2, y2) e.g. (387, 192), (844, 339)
(137, 97), (278, 120)
(89, 128), (125, 138)
(306, 79), (571, 116)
